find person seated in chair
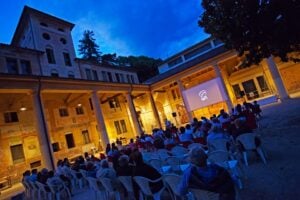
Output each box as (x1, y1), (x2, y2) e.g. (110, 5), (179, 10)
(178, 147), (235, 200)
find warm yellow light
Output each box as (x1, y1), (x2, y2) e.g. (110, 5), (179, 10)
(77, 103), (82, 107)
(20, 107), (27, 111)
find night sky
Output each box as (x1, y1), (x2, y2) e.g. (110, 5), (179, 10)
(0, 0), (209, 59)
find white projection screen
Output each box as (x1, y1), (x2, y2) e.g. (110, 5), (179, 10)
(182, 77), (228, 112)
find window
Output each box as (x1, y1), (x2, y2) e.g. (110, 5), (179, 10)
(20, 60), (32, 75)
(51, 69), (59, 77)
(120, 120), (127, 133)
(127, 74), (131, 83)
(58, 28), (65, 32)
(107, 72), (113, 82)
(242, 79), (259, 100)
(10, 144), (25, 164)
(92, 70), (98, 80)
(120, 74), (125, 82)
(184, 43), (212, 60)
(4, 112), (19, 123)
(171, 89), (177, 100)
(63, 52), (72, 66)
(75, 107), (84, 115)
(65, 133), (75, 148)
(168, 57), (183, 68)
(102, 71), (108, 81)
(46, 48), (56, 64)
(130, 75), (135, 84)
(256, 76), (269, 92)
(114, 121), (122, 135)
(42, 33), (50, 40)
(40, 22), (48, 27)
(59, 108), (69, 117)
(109, 98), (120, 109)
(68, 71), (75, 78)
(115, 73), (120, 82)
(6, 58), (18, 74)
(232, 84), (242, 98)
(82, 130), (91, 144)
(60, 38), (67, 44)
(85, 69), (92, 80)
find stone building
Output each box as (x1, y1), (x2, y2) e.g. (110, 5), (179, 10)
(0, 6), (299, 186)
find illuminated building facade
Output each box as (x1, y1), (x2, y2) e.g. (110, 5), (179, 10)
(0, 6), (299, 184)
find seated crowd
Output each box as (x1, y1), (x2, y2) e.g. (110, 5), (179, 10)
(22, 102), (262, 200)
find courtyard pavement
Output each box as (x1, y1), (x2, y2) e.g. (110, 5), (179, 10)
(1, 98), (300, 200)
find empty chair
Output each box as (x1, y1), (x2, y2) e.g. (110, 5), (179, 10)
(133, 176), (166, 200)
(69, 170), (84, 189)
(86, 177), (107, 200)
(189, 189), (219, 200)
(163, 174), (183, 200)
(99, 177), (121, 200)
(148, 159), (163, 174)
(27, 181), (39, 199)
(236, 133), (267, 166)
(118, 176), (135, 200)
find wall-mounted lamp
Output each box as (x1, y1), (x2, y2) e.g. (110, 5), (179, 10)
(20, 106), (27, 111)
(77, 103), (82, 107)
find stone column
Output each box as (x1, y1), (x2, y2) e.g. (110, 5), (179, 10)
(126, 92), (143, 136)
(31, 92), (54, 170)
(213, 64), (233, 110)
(91, 91), (110, 148)
(177, 80), (194, 123)
(266, 57), (289, 99)
(148, 92), (162, 129)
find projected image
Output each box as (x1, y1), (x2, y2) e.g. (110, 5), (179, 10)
(182, 78), (227, 111)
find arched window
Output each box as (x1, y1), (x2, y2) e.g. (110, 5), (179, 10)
(51, 69), (59, 77)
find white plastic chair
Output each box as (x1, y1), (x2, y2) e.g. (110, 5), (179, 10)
(86, 176), (107, 200)
(27, 181), (39, 199)
(36, 181), (53, 200)
(118, 176), (135, 200)
(189, 189), (219, 200)
(188, 143), (205, 151)
(99, 177), (121, 200)
(157, 149), (171, 161)
(47, 177), (71, 200)
(164, 156), (181, 174)
(21, 180), (31, 199)
(69, 169), (84, 189)
(207, 150), (230, 166)
(163, 174), (183, 200)
(236, 133), (267, 166)
(171, 146), (188, 157)
(208, 138), (229, 152)
(133, 176), (166, 200)
(148, 159), (164, 174)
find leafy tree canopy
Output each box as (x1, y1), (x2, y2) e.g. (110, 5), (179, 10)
(102, 54), (162, 82)
(199, 0), (300, 66)
(78, 30), (101, 62)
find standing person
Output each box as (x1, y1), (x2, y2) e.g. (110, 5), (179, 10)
(253, 101), (262, 118)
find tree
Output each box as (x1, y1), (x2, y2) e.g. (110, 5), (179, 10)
(102, 53), (117, 66)
(199, 0), (300, 66)
(78, 30), (101, 62)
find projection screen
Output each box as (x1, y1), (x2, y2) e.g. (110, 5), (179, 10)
(182, 77), (228, 112)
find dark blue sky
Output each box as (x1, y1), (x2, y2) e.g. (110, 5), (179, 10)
(0, 0), (209, 59)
